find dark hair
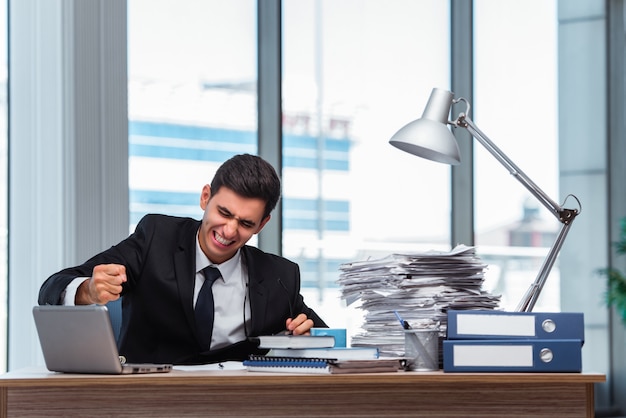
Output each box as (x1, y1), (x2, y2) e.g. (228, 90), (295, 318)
(210, 154), (281, 219)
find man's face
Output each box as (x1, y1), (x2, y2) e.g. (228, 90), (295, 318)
(198, 185), (270, 264)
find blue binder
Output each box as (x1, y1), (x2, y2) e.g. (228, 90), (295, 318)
(442, 339), (582, 372)
(446, 310), (584, 342)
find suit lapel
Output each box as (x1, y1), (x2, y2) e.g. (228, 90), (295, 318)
(242, 247), (269, 335)
(175, 221), (200, 330)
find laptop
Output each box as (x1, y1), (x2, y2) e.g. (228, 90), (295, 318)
(32, 305), (172, 374)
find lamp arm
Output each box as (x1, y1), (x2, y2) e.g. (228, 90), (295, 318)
(458, 115), (562, 218)
(455, 114), (580, 312)
(515, 221), (573, 312)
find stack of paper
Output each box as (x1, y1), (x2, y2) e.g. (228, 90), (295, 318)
(337, 244), (501, 357)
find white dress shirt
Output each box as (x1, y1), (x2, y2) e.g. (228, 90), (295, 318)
(194, 237), (251, 349)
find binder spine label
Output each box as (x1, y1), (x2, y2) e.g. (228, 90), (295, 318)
(457, 314), (535, 337)
(453, 344), (533, 367)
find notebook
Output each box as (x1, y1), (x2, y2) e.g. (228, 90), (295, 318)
(243, 355), (401, 374)
(32, 305), (172, 374)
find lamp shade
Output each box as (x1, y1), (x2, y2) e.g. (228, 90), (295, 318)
(389, 88), (461, 165)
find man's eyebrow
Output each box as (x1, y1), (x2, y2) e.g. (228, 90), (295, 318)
(217, 205), (232, 215)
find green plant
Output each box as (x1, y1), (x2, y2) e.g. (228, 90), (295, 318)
(599, 217), (626, 325)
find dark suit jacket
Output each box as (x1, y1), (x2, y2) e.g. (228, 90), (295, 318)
(38, 214), (327, 364)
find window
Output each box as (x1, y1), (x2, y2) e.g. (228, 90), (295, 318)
(127, 0), (560, 333)
(282, 0), (451, 333)
(128, 0), (257, 231)
(0, 0), (7, 372)
(473, 0), (559, 311)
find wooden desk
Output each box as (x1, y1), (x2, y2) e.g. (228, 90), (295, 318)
(0, 367), (605, 417)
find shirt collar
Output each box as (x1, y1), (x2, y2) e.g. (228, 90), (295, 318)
(195, 231), (241, 280)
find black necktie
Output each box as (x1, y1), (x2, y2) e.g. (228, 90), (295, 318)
(195, 266), (221, 351)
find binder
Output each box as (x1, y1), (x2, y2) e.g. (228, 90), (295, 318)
(446, 310), (584, 342)
(442, 339), (582, 372)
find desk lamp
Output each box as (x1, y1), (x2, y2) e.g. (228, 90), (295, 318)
(389, 87), (581, 312)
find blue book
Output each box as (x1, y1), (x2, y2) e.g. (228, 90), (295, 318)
(446, 310), (584, 342)
(442, 339), (582, 372)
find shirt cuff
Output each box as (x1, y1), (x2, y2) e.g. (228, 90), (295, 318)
(62, 277), (89, 306)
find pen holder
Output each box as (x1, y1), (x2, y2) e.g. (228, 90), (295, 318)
(403, 329), (439, 371)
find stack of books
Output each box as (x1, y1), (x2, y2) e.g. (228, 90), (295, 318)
(244, 334), (400, 374)
(442, 310), (585, 372)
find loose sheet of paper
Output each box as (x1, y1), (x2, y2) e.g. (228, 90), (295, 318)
(174, 361), (247, 371)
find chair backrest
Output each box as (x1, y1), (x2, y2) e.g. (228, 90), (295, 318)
(106, 298), (122, 343)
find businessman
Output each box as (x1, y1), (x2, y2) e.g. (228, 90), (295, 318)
(39, 153), (327, 364)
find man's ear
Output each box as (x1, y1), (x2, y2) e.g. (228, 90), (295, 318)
(255, 215), (272, 234)
(200, 185), (211, 210)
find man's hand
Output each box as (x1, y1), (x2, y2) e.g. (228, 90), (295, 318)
(285, 313), (314, 335)
(75, 264), (127, 305)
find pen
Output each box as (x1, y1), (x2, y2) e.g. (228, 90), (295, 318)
(394, 310), (411, 330)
